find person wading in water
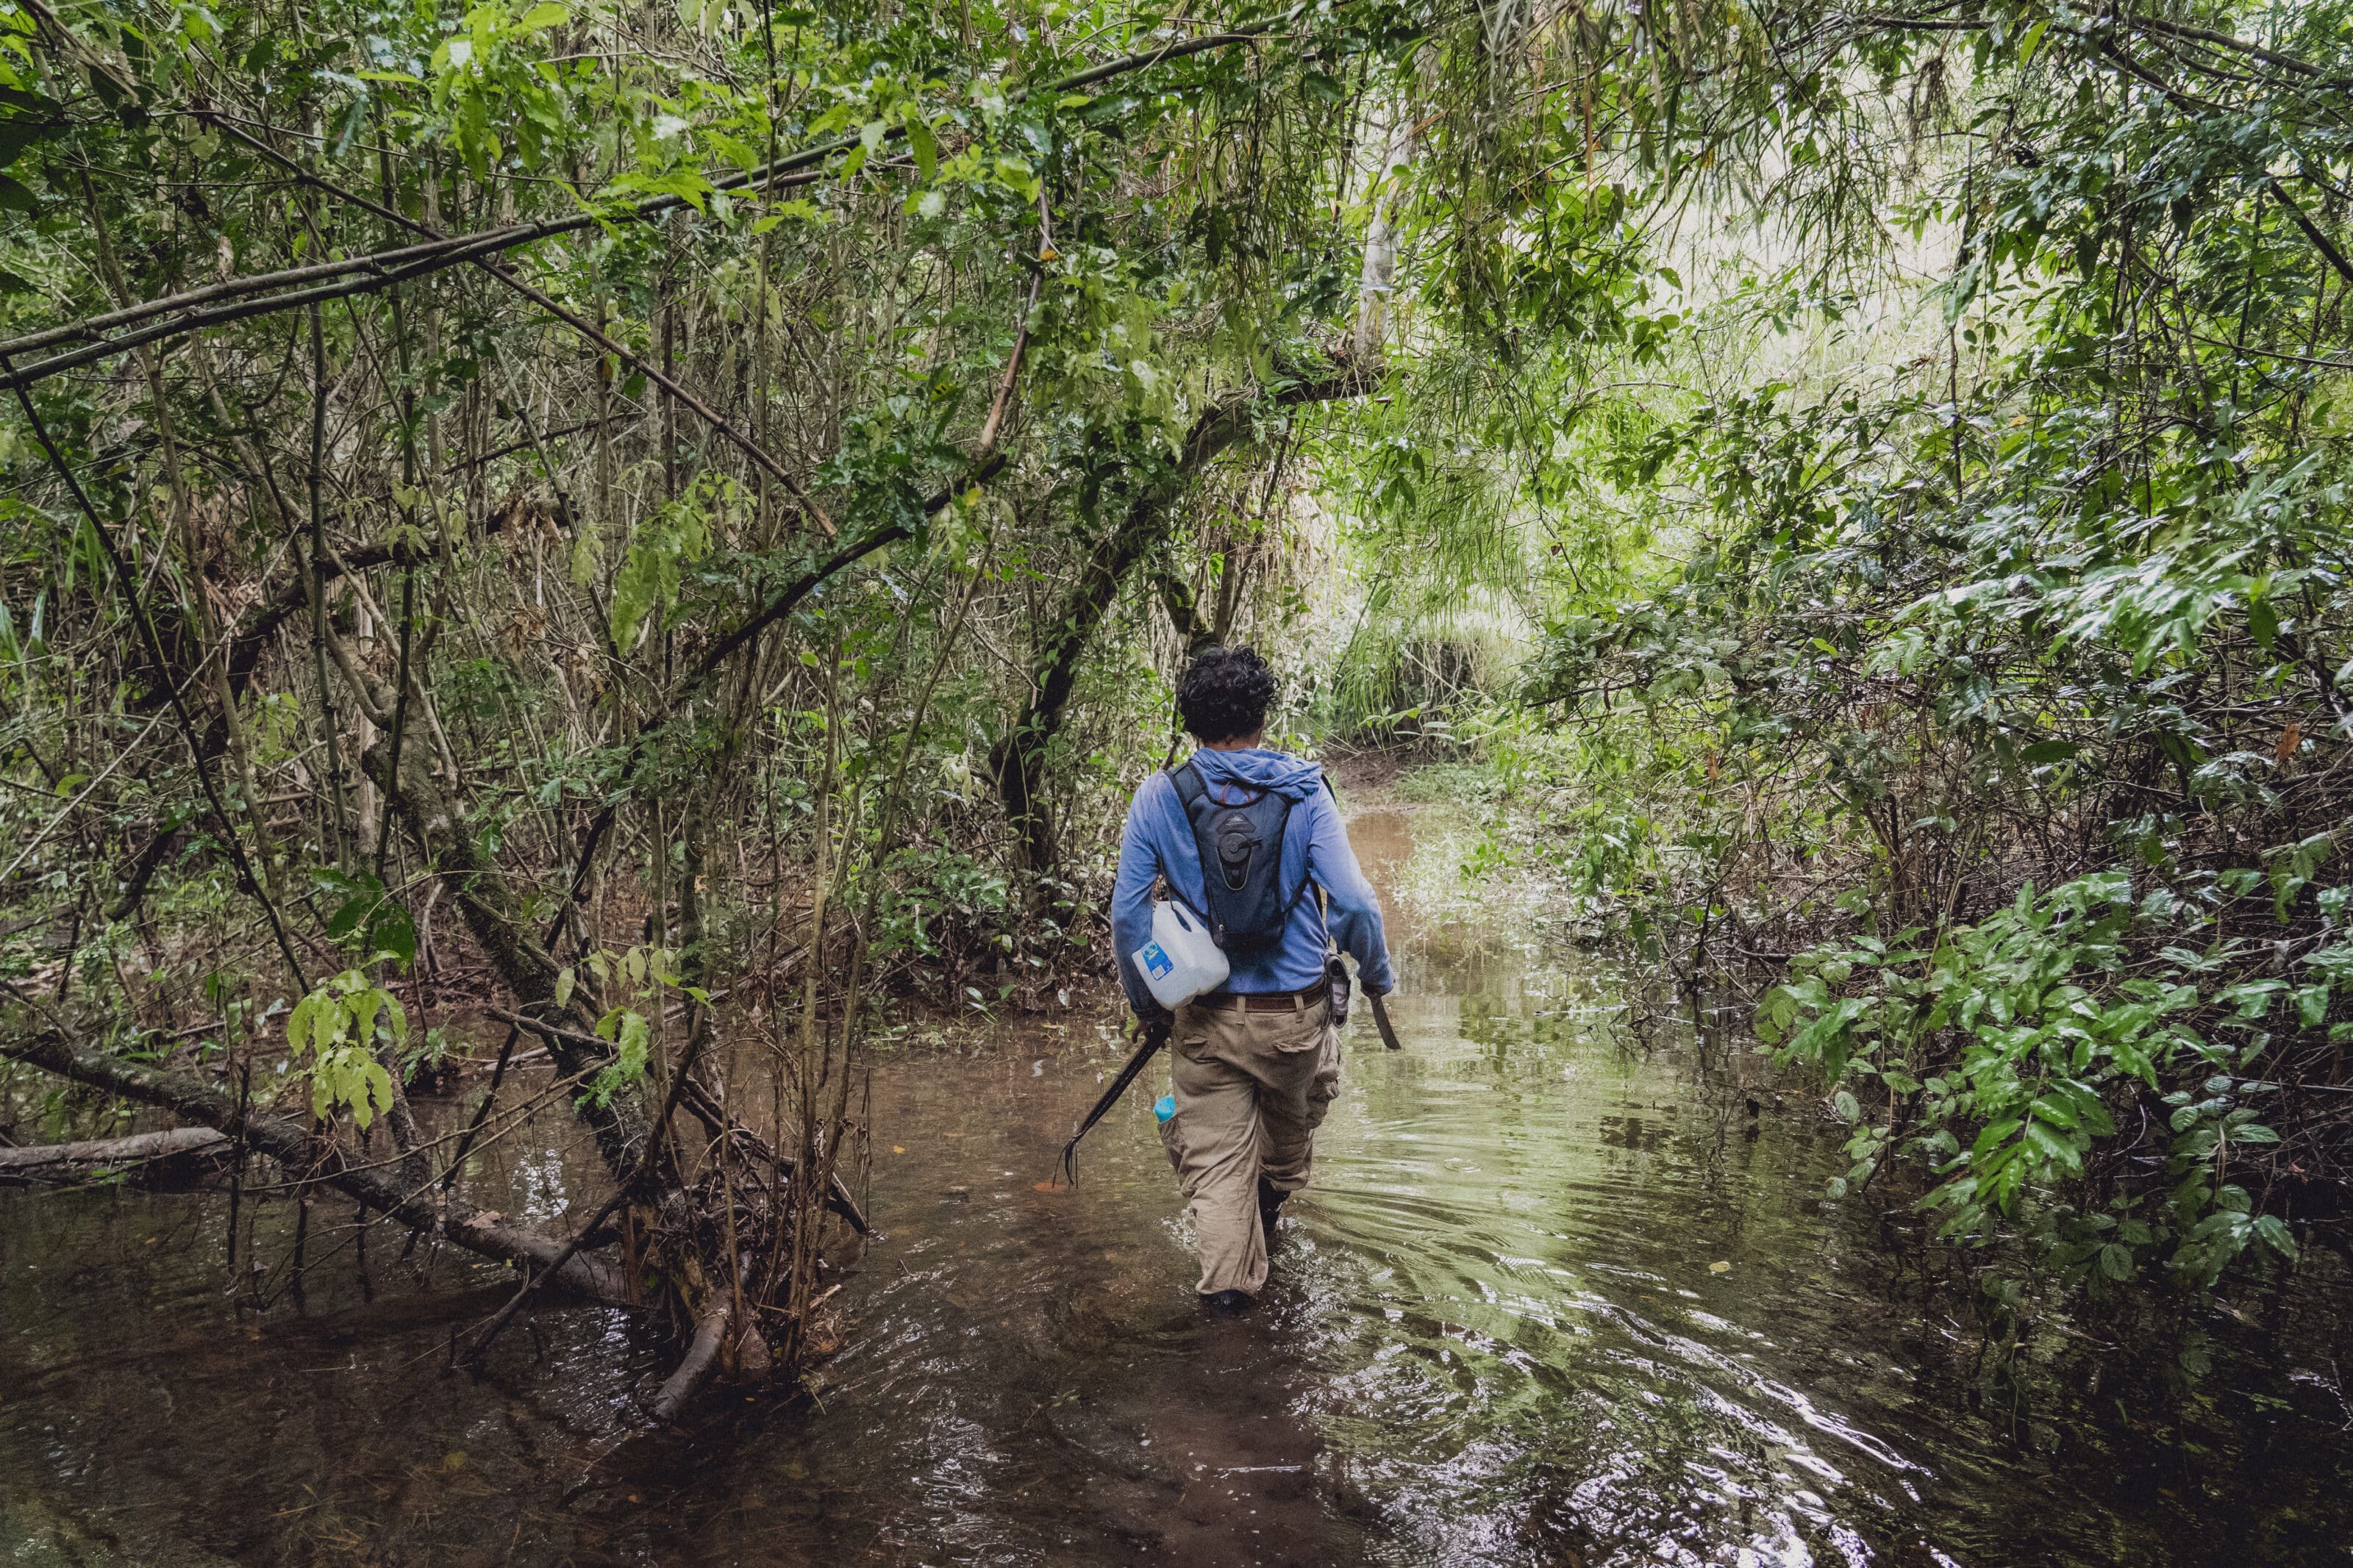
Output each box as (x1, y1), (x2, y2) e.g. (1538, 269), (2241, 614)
(1110, 647), (1396, 1314)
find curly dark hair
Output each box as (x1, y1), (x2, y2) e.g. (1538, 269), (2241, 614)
(1175, 645), (1277, 743)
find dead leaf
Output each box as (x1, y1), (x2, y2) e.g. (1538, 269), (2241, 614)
(892, 1145), (906, 1154)
(1708, 1260), (1732, 1275)
(2278, 722), (2302, 764)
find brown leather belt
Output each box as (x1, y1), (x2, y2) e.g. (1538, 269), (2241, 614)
(1192, 984), (1327, 1014)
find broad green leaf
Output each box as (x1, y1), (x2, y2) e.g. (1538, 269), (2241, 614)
(906, 115), (936, 183)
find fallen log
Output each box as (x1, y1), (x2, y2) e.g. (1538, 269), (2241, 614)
(0, 1126), (229, 1184)
(0, 1010), (629, 1303)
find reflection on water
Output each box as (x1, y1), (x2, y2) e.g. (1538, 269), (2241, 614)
(5, 805), (2353, 1565)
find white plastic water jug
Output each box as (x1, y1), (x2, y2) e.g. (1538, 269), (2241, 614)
(1132, 898), (1229, 1011)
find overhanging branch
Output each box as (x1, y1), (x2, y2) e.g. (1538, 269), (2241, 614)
(0, 10), (1321, 393)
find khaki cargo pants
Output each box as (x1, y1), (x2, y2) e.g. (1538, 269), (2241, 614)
(1157, 992), (1341, 1297)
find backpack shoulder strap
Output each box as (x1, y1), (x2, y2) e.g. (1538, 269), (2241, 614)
(1164, 761), (1218, 917)
(1168, 759), (1208, 811)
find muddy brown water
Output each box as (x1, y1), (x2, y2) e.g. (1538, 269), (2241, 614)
(5, 806), (2353, 1565)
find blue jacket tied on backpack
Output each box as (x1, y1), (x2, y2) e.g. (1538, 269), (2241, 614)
(1112, 748), (1395, 1017)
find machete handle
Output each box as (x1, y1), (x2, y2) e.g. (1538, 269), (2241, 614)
(1368, 989), (1403, 1051)
(1056, 1012), (1173, 1186)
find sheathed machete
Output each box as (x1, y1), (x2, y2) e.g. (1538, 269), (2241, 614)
(1057, 1012), (1173, 1186)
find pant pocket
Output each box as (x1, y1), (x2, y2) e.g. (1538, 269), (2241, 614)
(1308, 1026), (1343, 1110)
(1157, 1105), (1187, 1179)
(1271, 1003), (1333, 1052)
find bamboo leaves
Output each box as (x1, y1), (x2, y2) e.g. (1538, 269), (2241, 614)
(609, 473), (730, 650)
(429, 0), (579, 180)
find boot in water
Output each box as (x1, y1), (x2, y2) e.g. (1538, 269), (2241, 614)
(1256, 1175), (1289, 1242)
(1200, 1288), (1254, 1316)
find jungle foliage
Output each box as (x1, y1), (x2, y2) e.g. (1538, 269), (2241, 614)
(1475, 4), (2353, 1297)
(0, 0), (2346, 1401)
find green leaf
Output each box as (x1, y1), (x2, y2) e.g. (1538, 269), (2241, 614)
(326, 894), (371, 941)
(373, 901), (417, 968)
(0, 173), (38, 215)
(2096, 1242), (2133, 1281)
(0, 118), (52, 169)
(2030, 1095), (2077, 1130)
(905, 115), (936, 183)
(2249, 594), (2279, 652)
(2021, 1118), (2083, 1173)
(349, 1059), (390, 1129)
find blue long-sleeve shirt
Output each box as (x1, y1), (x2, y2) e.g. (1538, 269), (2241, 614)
(1110, 747), (1395, 1015)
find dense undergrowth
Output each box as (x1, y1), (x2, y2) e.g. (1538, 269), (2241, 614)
(1311, 3), (2353, 1309)
(0, 0), (2346, 1388)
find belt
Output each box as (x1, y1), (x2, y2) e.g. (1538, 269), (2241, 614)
(1193, 984), (1327, 1014)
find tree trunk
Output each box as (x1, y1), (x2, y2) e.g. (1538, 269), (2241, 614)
(990, 361), (1379, 873)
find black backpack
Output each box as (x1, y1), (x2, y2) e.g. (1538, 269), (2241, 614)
(1169, 760), (1312, 952)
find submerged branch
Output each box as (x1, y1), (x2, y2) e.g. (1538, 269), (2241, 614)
(646, 1303), (732, 1423)
(0, 1007), (629, 1303)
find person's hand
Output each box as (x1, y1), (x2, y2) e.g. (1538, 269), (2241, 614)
(1129, 1003), (1173, 1036)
